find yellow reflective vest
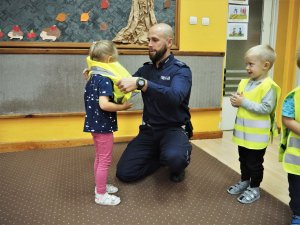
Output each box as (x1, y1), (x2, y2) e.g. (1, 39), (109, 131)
(86, 56), (133, 104)
(232, 77), (281, 149)
(279, 86), (300, 175)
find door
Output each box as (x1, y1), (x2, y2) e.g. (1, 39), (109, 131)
(221, 0), (277, 130)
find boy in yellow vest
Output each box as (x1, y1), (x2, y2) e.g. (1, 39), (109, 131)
(279, 44), (300, 225)
(227, 45), (281, 204)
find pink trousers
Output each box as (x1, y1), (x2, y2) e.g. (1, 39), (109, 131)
(92, 133), (113, 194)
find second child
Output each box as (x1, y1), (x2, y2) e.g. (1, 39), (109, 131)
(279, 44), (300, 225)
(227, 44), (281, 204)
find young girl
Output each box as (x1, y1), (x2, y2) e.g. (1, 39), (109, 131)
(279, 44), (300, 225)
(83, 40), (133, 206)
(227, 45), (281, 204)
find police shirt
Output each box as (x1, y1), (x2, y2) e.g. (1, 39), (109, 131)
(83, 74), (117, 133)
(134, 54), (192, 127)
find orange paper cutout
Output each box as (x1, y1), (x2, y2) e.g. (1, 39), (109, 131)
(81, 11), (91, 22)
(56, 13), (68, 22)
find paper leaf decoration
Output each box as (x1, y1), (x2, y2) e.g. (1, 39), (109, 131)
(101, 0), (109, 9)
(81, 11), (91, 22)
(56, 13), (68, 22)
(164, 0), (171, 9)
(100, 22), (108, 31)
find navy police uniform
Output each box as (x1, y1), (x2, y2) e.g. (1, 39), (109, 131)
(116, 54), (193, 182)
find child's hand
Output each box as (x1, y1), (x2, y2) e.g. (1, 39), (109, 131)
(121, 101), (133, 110)
(82, 68), (90, 80)
(230, 92), (244, 107)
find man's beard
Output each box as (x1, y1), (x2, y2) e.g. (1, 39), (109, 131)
(149, 44), (168, 64)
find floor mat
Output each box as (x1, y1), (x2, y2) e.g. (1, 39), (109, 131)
(0, 143), (291, 225)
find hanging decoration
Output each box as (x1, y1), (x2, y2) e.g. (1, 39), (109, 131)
(0, 29), (4, 38)
(26, 30), (37, 39)
(101, 0), (109, 9)
(164, 0), (171, 9)
(56, 13), (68, 22)
(99, 22), (108, 31)
(8, 25), (24, 40)
(40, 25), (61, 41)
(81, 10), (91, 22)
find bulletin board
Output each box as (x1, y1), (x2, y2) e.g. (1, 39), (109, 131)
(0, 0), (177, 50)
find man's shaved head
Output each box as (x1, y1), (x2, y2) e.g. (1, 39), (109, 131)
(149, 23), (174, 40)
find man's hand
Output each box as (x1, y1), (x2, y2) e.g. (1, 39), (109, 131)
(116, 77), (139, 93)
(82, 68), (90, 80)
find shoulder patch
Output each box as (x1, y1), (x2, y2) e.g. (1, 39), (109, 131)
(174, 60), (187, 67)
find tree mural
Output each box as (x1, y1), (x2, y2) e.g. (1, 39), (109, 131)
(113, 0), (157, 44)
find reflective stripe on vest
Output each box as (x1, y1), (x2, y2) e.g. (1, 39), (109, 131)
(285, 154), (300, 166)
(288, 137), (300, 149)
(233, 129), (269, 143)
(235, 117), (271, 129)
(90, 66), (115, 77)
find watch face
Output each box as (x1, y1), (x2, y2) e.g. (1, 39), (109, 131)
(138, 79), (145, 86)
(137, 78), (145, 90)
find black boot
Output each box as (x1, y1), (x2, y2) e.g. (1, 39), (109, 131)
(170, 170), (185, 182)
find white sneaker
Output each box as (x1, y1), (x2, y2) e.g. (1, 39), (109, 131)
(95, 192), (121, 206)
(95, 184), (118, 195)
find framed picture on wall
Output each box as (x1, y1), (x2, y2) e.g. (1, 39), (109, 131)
(227, 22), (248, 40)
(228, 0), (248, 5)
(228, 4), (249, 22)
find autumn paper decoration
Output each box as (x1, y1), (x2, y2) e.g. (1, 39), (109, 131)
(164, 0), (171, 9)
(101, 0), (109, 9)
(27, 30), (37, 39)
(81, 11), (91, 22)
(40, 25), (61, 41)
(8, 25), (24, 40)
(56, 13), (68, 22)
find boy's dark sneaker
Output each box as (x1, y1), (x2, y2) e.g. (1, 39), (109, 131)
(170, 170), (185, 182)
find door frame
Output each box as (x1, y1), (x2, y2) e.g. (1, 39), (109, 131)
(221, 0), (279, 130)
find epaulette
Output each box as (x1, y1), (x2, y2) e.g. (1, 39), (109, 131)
(174, 60), (187, 67)
(143, 61), (153, 65)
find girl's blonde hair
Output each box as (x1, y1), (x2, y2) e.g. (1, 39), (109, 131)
(89, 40), (118, 62)
(245, 44), (276, 69)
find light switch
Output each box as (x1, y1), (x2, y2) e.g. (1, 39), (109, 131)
(189, 16), (197, 25)
(202, 17), (210, 26)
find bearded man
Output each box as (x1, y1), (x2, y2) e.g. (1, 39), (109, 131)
(116, 23), (193, 183)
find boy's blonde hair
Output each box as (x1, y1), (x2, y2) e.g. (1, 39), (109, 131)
(245, 44), (276, 69)
(89, 40), (118, 62)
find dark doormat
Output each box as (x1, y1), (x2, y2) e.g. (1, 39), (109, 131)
(0, 143), (291, 225)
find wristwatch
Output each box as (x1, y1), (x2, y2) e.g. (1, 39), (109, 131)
(136, 77), (146, 90)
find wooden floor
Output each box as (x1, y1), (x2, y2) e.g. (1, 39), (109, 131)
(192, 131), (289, 205)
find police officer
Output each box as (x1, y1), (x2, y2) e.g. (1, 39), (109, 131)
(116, 23), (193, 183)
